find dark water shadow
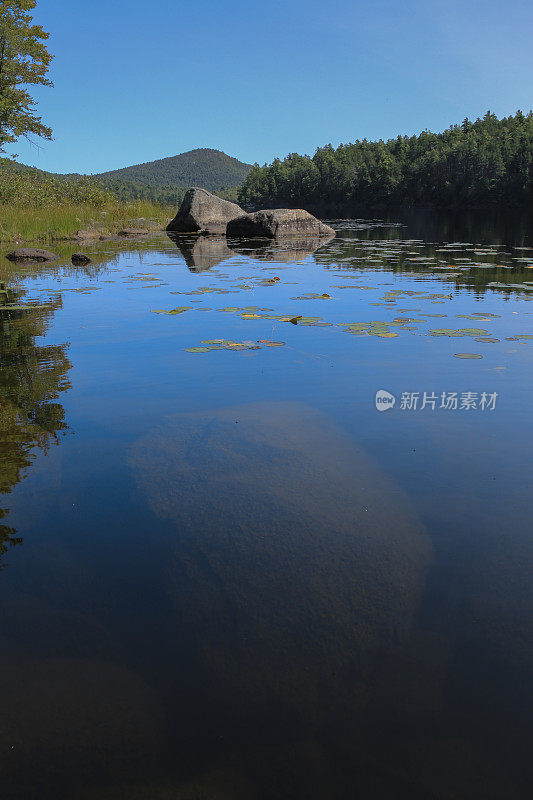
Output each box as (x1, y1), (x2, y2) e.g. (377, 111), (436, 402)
(122, 401), (442, 798)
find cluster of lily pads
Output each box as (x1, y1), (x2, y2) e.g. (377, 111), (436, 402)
(487, 281), (533, 292)
(148, 299), (524, 359)
(185, 339), (285, 354)
(314, 235), (533, 297)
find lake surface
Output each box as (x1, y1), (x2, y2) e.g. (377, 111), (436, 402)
(1, 212), (532, 799)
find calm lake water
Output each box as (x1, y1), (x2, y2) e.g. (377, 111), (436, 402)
(0, 211), (532, 799)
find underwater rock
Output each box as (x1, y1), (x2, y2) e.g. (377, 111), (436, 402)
(130, 402), (431, 733)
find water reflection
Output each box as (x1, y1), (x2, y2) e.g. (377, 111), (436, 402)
(228, 234), (335, 262)
(309, 229), (533, 297)
(0, 286), (71, 568)
(167, 231), (337, 271)
(169, 234), (235, 272)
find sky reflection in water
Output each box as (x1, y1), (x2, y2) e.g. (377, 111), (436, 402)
(0, 214), (532, 799)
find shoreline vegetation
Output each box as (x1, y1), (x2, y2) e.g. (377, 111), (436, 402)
(0, 156), (246, 244)
(0, 200), (172, 244)
(0, 161), (171, 243)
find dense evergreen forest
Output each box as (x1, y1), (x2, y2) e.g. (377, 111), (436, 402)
(238, 112), (533, 211)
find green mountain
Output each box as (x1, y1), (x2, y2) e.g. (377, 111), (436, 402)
(1, 148), (252, 206)
(95, 148), (252, 204)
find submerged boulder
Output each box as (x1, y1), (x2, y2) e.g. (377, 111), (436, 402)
(227, 209), (335, 239)
(5, 248), (59, 263)
(166, 187), (245, 235)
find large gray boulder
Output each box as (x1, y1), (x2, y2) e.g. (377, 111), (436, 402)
(6, 247), (59, 262)
(227, 208), (335, 239)
(166, 188), (245, 235)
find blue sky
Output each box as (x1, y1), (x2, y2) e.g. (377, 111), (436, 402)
(8, 0), (533, 174)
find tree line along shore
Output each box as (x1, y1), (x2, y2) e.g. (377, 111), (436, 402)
(238, 111), (533, 213)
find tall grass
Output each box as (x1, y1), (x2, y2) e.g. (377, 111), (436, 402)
(0, 200), (171, 243)
(0, 161), (173, 243)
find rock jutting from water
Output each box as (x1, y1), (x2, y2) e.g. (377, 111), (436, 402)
(71, 253), (93, 265)
(166, 187), (336, 240)
(227, 209), (336, 239)
(166, 187), (246, 235)
(5, 247), (60, 262)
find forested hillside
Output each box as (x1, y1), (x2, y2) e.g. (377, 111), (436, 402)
(239, 111), (533, 211)
(96, 148), (252, 203)
(1, 149), (252, 206)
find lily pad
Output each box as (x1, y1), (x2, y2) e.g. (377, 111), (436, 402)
(151, 306), (192, 315)
(340, 321), (370, 328)
(291, 293), (331, 300)
(184, 346), (212, 353)
(428, 328), (489, 337)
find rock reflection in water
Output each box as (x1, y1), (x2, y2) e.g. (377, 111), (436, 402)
(129, 402), (434, 798)
(169, 233), (235, 272)
(228, 234), (335, 262)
